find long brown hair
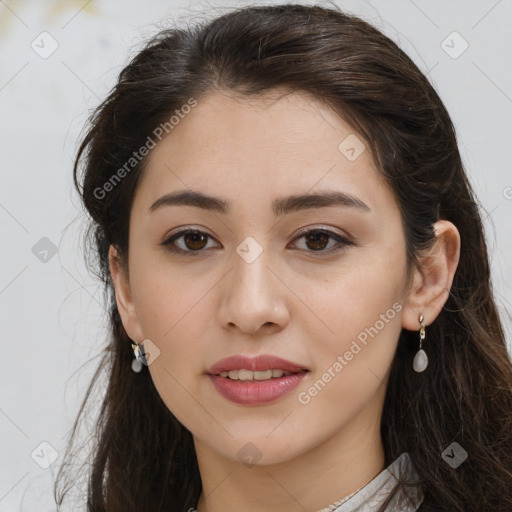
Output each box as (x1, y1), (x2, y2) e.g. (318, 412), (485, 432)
(55, 4), (512, 511)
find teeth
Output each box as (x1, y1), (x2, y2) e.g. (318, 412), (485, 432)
(219, 369), (293, 380)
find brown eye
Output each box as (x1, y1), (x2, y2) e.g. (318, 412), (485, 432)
(304, 231), (330, 251)
(162, 229), (219, 255)
(182, 231), (208, 250)
(291, 228), (353, 255)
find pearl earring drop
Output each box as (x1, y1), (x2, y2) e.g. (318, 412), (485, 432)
(413, 314), (428, 372)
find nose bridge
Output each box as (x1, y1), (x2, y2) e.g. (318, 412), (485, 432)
(232, 235), (274, 306)
(234, 237), (270, 296)
(218, 235), (288, 333)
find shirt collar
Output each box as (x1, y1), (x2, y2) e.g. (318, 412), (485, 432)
(317, 452), (424, 512)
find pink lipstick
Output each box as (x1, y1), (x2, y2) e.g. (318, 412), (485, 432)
(207, 354), (309, 405)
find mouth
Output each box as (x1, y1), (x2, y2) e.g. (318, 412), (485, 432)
(208, 368), (309, 406)
(207, 354), (310, 380)
(215, 368), (308, 381)
(207, 362), (310, 406)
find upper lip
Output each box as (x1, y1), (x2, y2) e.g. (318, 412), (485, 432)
(207, 354), (309, 375)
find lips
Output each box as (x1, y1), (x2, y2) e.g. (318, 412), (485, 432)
(207, 354), (309, 376)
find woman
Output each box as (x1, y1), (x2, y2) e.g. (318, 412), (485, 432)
(55, 3), (512, 511)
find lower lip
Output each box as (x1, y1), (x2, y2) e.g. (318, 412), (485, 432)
(208, 372), (308, 405)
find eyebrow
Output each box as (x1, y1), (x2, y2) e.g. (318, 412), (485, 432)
(148, 189), (371, 216)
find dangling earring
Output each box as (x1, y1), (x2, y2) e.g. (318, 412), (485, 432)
(131, 342), (146, 373)
(413, 313), (428, 372)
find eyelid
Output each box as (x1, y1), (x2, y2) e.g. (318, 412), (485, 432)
(293, 225), (351, 240)
(164, 225), (216, 241)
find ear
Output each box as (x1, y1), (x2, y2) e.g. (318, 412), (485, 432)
(108, 245), (145, 343)
(401, 220), (461, 330)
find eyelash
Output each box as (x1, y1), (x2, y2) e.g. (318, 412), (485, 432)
(161, 227), (354, 257)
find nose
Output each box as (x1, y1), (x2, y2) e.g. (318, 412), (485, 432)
(217, 243), (290, 336)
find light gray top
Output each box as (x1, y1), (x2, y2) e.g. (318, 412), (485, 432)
(317, 452), (424, 512)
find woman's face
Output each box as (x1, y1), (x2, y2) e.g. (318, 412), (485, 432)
(111, 89), (413, 465)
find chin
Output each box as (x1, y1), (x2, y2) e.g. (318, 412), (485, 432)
(213, 435), (309, 467)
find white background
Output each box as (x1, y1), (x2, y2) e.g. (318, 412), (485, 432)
(1, 1), (511, 510)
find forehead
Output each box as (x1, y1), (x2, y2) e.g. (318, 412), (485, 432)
(132, 89), (393, 217)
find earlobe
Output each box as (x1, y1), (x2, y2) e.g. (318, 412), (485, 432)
(401, 220), (461, 330)
(108, 245), (144, 342)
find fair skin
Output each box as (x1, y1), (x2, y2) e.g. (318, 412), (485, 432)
(109, 89), (460, 512)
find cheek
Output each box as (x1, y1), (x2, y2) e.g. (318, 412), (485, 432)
(129, 261), (214, 370)
(291, 268), (403, 438)
(132, 266), (215, 427)
(295, 246), (406, 381)
(299, 247), (404, 332)
(131, 252), (206, 331)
